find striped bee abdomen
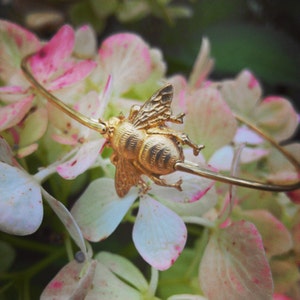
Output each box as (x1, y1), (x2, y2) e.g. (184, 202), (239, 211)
(140, 135), (183, 175)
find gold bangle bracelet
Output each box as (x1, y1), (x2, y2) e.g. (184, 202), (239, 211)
(21, 54), (300, 193)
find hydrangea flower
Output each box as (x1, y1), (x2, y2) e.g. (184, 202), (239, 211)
(1, 21), (300, 300)
(54, 31), (166, 179)
(0, 21), (96, 157)
(71, 148), (217, 270)
(41, 252), (159, 300)
(0, 137), (86, 255)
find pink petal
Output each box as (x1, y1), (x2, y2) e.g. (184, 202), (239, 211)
(239, 210), (293, 257)
(132, 196), (187, 270)
(0, 95), (34, 131)
(47, 60), (97, 90)
(73, 91), (102, 119)
(287, 188), (300, 204)
(98, 33), (152, 93)
(253, 96), (299, 141)
(51, 134), (78, 146)
(29, 25), (75, 81)
(0, 20), (39, 49)
(41, 259), (97, 300)
(0, 85), (26, 94)
(189, 38), (214, 88)
(185, 88), (237, 158)
(220, 70), (262, 115)
(273, 294), (293, 300)
(151, 172), (217, 217)
(200, 221), (273, 299)
(57, 140), (104, 179)
(0, 21), (39, 89)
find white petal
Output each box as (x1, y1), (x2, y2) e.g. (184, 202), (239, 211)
(234, 125), (264, 145)
(42, 189), (86, 254)
(240, 147), (269, 163)
(133, 196), (187, 270)
(74, 25), (97, 58)
(0, 162), (43, 235)
(151, 172), (217, 217)
(98, 33), (152, 93)
(86, 261), (141, 300)
(96, 252), (148, 292)
(57, 140), (104, 179)
(71, 178), (137, 241)
(209, 145), (234, 171)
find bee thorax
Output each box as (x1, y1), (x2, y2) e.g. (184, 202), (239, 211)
(111, 121), (144, 159)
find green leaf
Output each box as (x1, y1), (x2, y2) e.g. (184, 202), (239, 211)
(69, 1), (106, 33)
(207, 23), (300, 86)
(0, 241), (15, 272)
(158, 249), (201, 299)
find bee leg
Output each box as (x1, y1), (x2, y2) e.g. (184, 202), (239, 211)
(147, 127), (205, 156)
(110, 152), (118, 166)
(177, 133), (205, 156)
(133, 160), (183, 191)
(138, 178), (151, 195)
(149, 174), (183, 192)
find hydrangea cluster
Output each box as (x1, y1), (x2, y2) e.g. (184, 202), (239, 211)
(0, 20), (300, 299)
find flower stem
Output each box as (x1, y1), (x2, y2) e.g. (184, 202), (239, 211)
(148, 267), (159, 297)
(182, 216), (215, 228)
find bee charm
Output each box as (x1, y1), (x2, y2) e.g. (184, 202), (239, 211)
(103, 84), (204, 197)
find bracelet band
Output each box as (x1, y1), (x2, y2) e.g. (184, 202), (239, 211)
(21, 54), (300, 192)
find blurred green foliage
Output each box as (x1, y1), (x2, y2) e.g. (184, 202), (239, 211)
(1, 0), (299, 98)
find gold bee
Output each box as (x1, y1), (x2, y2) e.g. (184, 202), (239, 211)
(21, 55), (300, 196)
(104, 84), (204, 197)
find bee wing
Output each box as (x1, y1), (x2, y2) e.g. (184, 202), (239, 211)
(115, 157), (141, 197)
(132, 84), (173, 129)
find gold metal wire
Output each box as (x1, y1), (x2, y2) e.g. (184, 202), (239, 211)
(21, 55), (107, 133)
(21, 54), (300, 192)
